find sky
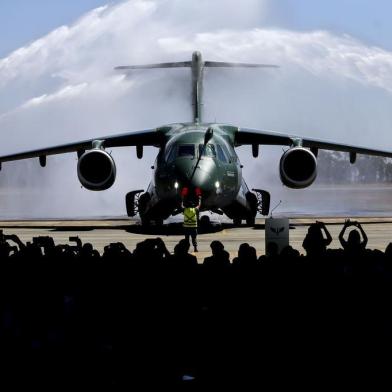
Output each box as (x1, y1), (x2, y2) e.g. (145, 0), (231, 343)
(266, 0), (392, 51)
(1, 0), (392, 58)
(0, 0), (110, 58)
(0, 0), (391, 218)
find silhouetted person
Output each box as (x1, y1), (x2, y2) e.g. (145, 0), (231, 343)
(248, 246), (258, 264)
(3, 234), (26, 253)
(232, 243), (257, 268)
(339, 219), (368, 257)
(302, 221), (332, 258)
(182, 195), (201, 252)
(169, 239), (198, 267)
(203, 240), (230, 267)
(103, 242), (132, 261)
(385, 242), (392, 259)
(154, 237), (171, 262)
(258, 241), (279, 264)
(132, 238), (165, 264)
(280, 245), (300, 259)
(267, 241), (279, 257)
(81, 243), (100, 259)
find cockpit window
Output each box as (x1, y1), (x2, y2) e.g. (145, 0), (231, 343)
(216, 144), (228, 163)
(178, 144), (195, 158)
(199, 143), (216, 158)
(165, 145), (176, 162)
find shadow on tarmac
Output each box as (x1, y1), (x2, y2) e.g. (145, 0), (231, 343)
(51, 222), (262, 235)
(125, 222), (225, 235)
(3, 219), (392, 235)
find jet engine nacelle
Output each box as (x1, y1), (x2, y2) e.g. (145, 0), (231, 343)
(279, 147), (317, 189)
(77, 149), (116, 191)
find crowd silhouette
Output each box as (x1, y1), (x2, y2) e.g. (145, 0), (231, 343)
(0, 220), (391, 387)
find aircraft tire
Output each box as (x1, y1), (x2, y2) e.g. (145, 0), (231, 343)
(246, 217), (255, 226)
(233, 218), (242, 226)
(141, 217), (150, 227)
(199, 215), (211, 230)
(125, 192), (134, 217)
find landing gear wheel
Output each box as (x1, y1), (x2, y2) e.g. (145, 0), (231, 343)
(154, 219), (164, 226)
(138, 192), (151, 216)
(200, 215), (211, 230)
(246, 217), (255, 226)
(141, 217), (150, 227)
(125, 190), (144, 217)
(233, 218), (242, 226)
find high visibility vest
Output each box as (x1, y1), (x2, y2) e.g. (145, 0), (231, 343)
(183, 207), (198, 228)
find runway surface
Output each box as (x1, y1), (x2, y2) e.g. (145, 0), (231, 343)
(1, 217), (392, 261)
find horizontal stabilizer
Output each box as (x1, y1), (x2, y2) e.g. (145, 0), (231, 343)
(115, 61), (191, 70)
(204, 61), (279, 68)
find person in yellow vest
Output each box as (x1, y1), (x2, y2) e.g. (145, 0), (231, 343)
(182, 195), (201, 252)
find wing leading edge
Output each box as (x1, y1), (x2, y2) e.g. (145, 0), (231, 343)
(0, 129), (163, 164)
(236, 128), (392, 159)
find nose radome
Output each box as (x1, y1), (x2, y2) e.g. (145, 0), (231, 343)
(174, 158), (217, 193)
(190, 170), (215, 193)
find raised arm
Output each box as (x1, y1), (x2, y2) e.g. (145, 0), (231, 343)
(355, 222), (368, 248)
(317, 221), (332, 246)
(339, 220), (350, 248)
(4, 234), (26, 251)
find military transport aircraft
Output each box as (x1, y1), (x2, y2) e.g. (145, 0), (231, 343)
(1, 51), (392, 226)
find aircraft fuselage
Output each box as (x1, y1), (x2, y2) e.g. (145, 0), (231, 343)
(140, 123), (254, 222)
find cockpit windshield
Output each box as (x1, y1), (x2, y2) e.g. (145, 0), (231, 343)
(165, 144), (195, 162)
(178, 144), (195, 158)
(199, 143), (216, 158)
(165, 145), (176, 162)
(166, 143), (221, 162)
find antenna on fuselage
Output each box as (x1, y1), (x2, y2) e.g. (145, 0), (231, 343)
(115, 51), (278, 124)
(188, 127), (214, 183)
(270, 200), (282, 218)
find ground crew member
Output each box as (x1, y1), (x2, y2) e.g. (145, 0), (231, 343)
(182, 195), (201, 252)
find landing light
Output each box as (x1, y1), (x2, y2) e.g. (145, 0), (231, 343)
(215, 181), (220, 189)
(174, 181), (179, 189)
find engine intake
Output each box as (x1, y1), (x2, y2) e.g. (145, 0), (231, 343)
(279, 147), (317, 189)
(77, 149), (116, 191)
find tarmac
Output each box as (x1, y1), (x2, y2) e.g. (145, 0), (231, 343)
(1, 217), (392, 262)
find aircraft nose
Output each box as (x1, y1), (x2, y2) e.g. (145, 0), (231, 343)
(174, 158), (217, 194)
(192, 51), (202, 63)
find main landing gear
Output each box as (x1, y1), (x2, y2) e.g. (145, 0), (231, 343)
(252, 189), (271, 216)
(232, 189), (271, 227)
(126, 190), (158, 226)
(125, 190), (144, 218)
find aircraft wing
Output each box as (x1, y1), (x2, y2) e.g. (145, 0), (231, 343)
(0, 128), (163, 164)
(236, 128), (392, 159)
